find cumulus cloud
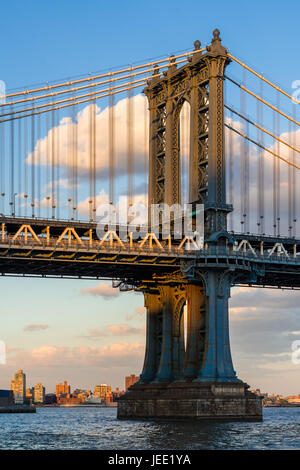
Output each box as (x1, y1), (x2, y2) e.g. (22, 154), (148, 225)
(81, 282), (119, 299)
(27, 94), (148, 178)
(7, 342), (144, 369)
(23, 324), (49, 332)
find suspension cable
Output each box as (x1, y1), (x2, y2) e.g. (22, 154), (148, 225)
(228, 53), (300, 105)
(225, 75), (300, 128)
(1, 49), (205, 100)
(0, 81), (148, 123)
(225, 104), (300, 155)
(1, 58), (190, 110)
(225, 123), (300, 170)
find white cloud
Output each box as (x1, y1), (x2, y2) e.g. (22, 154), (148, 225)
(7, 342), (144, 369)
(23, 324), (49, 332)
(27, 94), (148, 178)
(81, 282), (119, 299)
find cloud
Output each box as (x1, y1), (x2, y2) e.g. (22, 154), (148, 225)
(77, 189), (147, 219)
(27, 94), (148, 178)
(86, 324), (144, 338)
(81, 282), (119, 299)
(126, 306), (145, 321)
(7, 342), (145, 369)
(23, 324), (49, 332)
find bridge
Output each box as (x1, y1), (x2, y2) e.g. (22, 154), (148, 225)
(1, 29), (299, 420)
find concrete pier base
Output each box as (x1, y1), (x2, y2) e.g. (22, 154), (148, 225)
(117, 382), (262, 421)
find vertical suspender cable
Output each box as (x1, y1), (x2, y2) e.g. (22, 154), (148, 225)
(10, 106), (14, 216)
(68, 100), (72, 219)
(24, 110), (28, 217)
(56, 109), (60, 220)
(73, 102), (78, 220)
(51, 104), (56, 219)
(127, 67), (134, 210)
(31, 106), (35, 218)
(292, 104), (297, 238)
(37, 115), (41, 218)
(92, 99), (96, 220)
(144, 95), (148, 207)
(46, 107), (50, 219)
(276, 92), (280, 236)
(89, 94), (92, 221)
(259, 80), (265, 234)
(272, 109), (277, 236)
(0, 112), (5, 214)
(228, 110), (234, 231)
(288, 119), (292, 237)
(109, 78), (115, 205)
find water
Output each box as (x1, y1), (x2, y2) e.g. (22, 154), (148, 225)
(0, 407), (299, 450)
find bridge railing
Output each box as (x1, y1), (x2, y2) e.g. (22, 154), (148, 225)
(1, 233), (300, 263)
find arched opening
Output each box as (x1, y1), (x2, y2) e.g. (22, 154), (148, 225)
(179, 100), (191, 205)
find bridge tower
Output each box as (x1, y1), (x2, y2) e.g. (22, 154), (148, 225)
(118, 30), (262, 420)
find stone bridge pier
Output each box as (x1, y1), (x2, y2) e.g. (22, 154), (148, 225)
(118, 273), (262, 420)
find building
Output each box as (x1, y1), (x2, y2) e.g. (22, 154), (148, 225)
(94, 384), (112, 402)
(0, 390), (14, 406)
(72, 389), (92, 403)
(26, 387), (33, 399)
(56, 381), (70, 397)
(286, 395), (300, 404)
(33, 383), (45, 404)
(113, 388), (124, 401)
(56, 395), (82, 405)
(125, 374), (139, 391)
(11, 370), (26, 404)
(45, 393), (57, 405)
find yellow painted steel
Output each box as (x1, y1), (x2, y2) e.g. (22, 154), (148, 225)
(228, 53), (300, 105)
(56, 227), (83, 245)
(2, 48), (205, 100)
(12, 224), (42, 244)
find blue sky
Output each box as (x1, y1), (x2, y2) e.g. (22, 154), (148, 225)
(1, 0), (300, 395)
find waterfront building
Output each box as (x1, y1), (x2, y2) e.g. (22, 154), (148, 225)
(125, 374), (139, 391)
(33, 383), (45, 404)
(56, 395), (82, 405)
(56, 381), (70, 397)
(11, 370), (26, 404)
(113, 387), (124, 401)
(286, 395), (300, 404)
(94, 384), (112, 402)
(0, 390), (14, 406)
(26, 387), (33, 399)
(45, 393), (57, 405)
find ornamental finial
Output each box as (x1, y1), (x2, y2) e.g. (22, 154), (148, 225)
(194, 40), (201, 50)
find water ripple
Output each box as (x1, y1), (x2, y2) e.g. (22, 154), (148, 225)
(0, 407), (299, 449)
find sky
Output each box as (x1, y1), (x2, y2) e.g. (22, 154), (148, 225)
(0, 0), (300, 395)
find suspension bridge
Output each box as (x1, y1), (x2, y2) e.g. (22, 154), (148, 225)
(0, 29), (299, 420)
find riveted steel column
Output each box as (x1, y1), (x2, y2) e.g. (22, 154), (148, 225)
(139, 293), (162, 383)
(184, 284), (205, 379)
(152, 286), (173, 383)
(172, 296), (186, 381)
(194, 271), (238, 382)
(165, 60), (179, 206)
(216, 275), (238, 380)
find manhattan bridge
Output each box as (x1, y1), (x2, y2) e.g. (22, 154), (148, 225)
(0, 30), (299, 420)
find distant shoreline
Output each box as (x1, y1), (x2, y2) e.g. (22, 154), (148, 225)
(264, 404), (300, 408)
(35, 403), (117, 408)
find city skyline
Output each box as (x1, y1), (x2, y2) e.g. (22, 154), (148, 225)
(0, 0), (300, 397)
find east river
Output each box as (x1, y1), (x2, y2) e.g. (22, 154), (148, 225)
(0, 406), (299, 449)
